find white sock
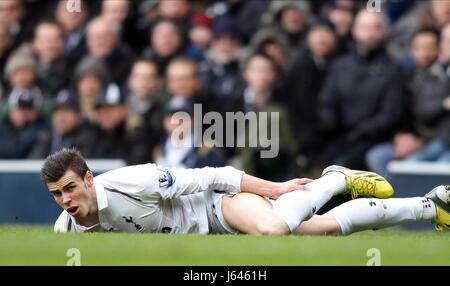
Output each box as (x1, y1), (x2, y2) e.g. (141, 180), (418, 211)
(272, 172), (346, 232)
(327, 197), (437, 235)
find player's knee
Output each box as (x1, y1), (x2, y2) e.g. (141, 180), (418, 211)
(254, 218), (289, 235)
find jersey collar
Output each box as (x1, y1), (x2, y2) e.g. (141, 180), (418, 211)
(94, 178), (108, 211)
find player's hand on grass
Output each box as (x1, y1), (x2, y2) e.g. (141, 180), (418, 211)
(272, 178), (313, 200)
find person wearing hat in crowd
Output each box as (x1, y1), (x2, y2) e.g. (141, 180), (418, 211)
(255, 0), (311, 64)
(3, 49), (37, 90)
(281, 18), (339, 175)
(0, 50), (49, 119)
(88, 83), (134, 162)
(186, 12), (214, 62)
(29, 89), (96, 159)
(0, 87), (48, 158)
(200, 15), (244, 101)
(154, 96), (226, 169)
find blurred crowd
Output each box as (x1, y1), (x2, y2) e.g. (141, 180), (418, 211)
(0, 0), (450, 182)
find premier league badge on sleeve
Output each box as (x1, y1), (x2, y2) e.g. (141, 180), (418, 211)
(158, 168), (176, 188)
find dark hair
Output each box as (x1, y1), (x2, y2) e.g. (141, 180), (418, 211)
(40, 148), (90, 184)
(409, 27), (440, 45)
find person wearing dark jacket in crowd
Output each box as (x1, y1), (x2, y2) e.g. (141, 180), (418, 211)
(28, 20), (68, 98)
(200, 15), (244, 102)
(55, 0), (88, 74)
(125, 59), (166, 164)
(165, 56), (221, 116)
(318, 10), (404, 170)
(0, 0), (34, 51)
(0, 87), (48, 158)
(29, 89), (95, 159)
(87, 83), (131, 161)
(154, 97), (226, 169)
(282, 19), (339, 173)
(141, 19), (185, 77)
(366, 28), (450, 176)
(85, 16), (135, 86)
(228, 52), (297, 181)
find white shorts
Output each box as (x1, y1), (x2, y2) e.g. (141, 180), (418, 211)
(203, 190), (238, 234)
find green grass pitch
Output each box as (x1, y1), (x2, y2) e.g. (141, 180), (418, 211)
(1, 225), (449, 266)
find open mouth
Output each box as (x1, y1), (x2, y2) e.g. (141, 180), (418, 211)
(67, 206), (79, 216)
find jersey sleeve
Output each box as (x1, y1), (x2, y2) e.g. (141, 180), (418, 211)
(95, 163), (245, 200)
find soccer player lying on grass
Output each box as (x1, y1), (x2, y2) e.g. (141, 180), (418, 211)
(41, 148), (450, 235)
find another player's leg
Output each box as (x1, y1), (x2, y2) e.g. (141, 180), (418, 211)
(271, 165), (394, 232)
(323, 185), (450, 235)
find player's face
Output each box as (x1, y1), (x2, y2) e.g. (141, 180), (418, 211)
(47, 170), (95, 220)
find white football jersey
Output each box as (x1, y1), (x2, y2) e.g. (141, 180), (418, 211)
(54, 163), (244, 234)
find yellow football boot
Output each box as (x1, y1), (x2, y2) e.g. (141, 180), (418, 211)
(321, 165), (394, 199)
(425, 185), (450, 231)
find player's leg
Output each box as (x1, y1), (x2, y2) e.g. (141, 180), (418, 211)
(223, 165), (395, 235)
(322, 185), (450, 234)
(270, 165), (394, 232)
(221, 193), (290, 235)
(294, 214), (342, 235)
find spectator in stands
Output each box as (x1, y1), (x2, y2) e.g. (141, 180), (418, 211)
(100, 0), (141, 53)
(88, 83), (131, 160)
(4, 50), (36, 90)
(101, 0), (130, 26)
(255, 0), (311, 63)
(85, 16), (135, 86)
(154, 97), (226, 169)
(142, 19), (184, 76)
(2, 50), (40, 117)
(325, 0), (357, 56)
(0, 19), (13, 83)
(439, 23), (450, 72)
(419, 0), (450, 31)
(157, 0), (192, 34)
(282, 19), (338, 173)
(186, 12), (213, 62)
(166, 56), (219, 115)
(383, 0), (421, 62)
(0, 87), (48, 158)
(318, 10), (404, 170)
(55, 0), (88, 69)
(366, 28), (450, 175)
(0, 0), (32, 50)
(126, 59), (163, 126)
(72, 56), (110, 123)
(200, 16), (243, 101)
(28, 21), (67, 97)
(29, 89), (94, 158)
(229, 52), (297, 181)
(125, 59), (166, 164)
